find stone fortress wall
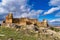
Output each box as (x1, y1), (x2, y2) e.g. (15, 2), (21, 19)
(2, 13), (48, 27)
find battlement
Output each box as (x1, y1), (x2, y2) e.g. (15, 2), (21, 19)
(3, 13), (48, 27)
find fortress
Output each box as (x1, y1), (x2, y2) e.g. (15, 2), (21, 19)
(2, 13), (48, 27)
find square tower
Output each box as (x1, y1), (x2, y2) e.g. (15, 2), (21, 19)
(5, 13), (13, 24)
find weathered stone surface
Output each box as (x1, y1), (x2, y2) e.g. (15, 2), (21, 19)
(2, 13), (49, 28)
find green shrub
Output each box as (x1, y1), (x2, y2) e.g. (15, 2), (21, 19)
(50, 27), (60, 32)
(0, 27), (60, 40)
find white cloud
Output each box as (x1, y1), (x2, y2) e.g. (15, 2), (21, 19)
(0, 0), (43, 19)
(20, 10), (43, 18)
(0, 7), (8, 13)
(44, 0), (60, 15)
(49, 18), (60, 26)
(49, 18), (60, 22)
(49, 0), (60, 6)
(1, 0), (27, 5)
(44, 7), (60, 15)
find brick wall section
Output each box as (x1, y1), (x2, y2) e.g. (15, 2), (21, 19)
(2, 13), (48, 27)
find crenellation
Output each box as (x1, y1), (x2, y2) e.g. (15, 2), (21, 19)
(2, 13), (49, 27)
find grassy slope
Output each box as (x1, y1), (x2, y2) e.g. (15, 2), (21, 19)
(0, 26), (60, 40)
(0, 27), (37, 40)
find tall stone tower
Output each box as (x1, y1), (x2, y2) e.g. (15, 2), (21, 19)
(5, 13), (13, 24)
(43, 19), (48, 27)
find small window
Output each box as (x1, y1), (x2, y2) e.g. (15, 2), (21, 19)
(3, 21), (5, 23)
(34, 24), (37, 26)
(26, 21), (32, 25)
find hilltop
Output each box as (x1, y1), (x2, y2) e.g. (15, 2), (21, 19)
(0, 13), (60, 40)
(0, 26), (60, 40)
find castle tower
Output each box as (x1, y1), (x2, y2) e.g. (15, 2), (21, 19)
(43, 19), (48, 27)
(5, 13), (13, 24)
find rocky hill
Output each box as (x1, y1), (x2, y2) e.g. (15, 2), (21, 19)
(0, 26), (60, 40)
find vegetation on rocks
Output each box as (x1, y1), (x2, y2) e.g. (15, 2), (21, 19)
(0, 26), (60, 40)
(50, 27), (60, 32)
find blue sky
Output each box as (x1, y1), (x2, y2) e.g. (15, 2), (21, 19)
(0, 0), (60, 26)
(0, 0), (2, 2)
(28, 0), (51, 10)
(27, 0), (59, 20)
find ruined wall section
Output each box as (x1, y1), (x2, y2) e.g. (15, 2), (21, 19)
(42, 19), (48, 27)
(5, 13), (13, 24)
(3, 13), (48, 27)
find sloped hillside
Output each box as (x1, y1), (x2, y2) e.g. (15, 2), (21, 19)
(0, 26), (60, 40)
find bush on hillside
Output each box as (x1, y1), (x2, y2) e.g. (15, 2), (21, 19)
(50, 27), (60, 32)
